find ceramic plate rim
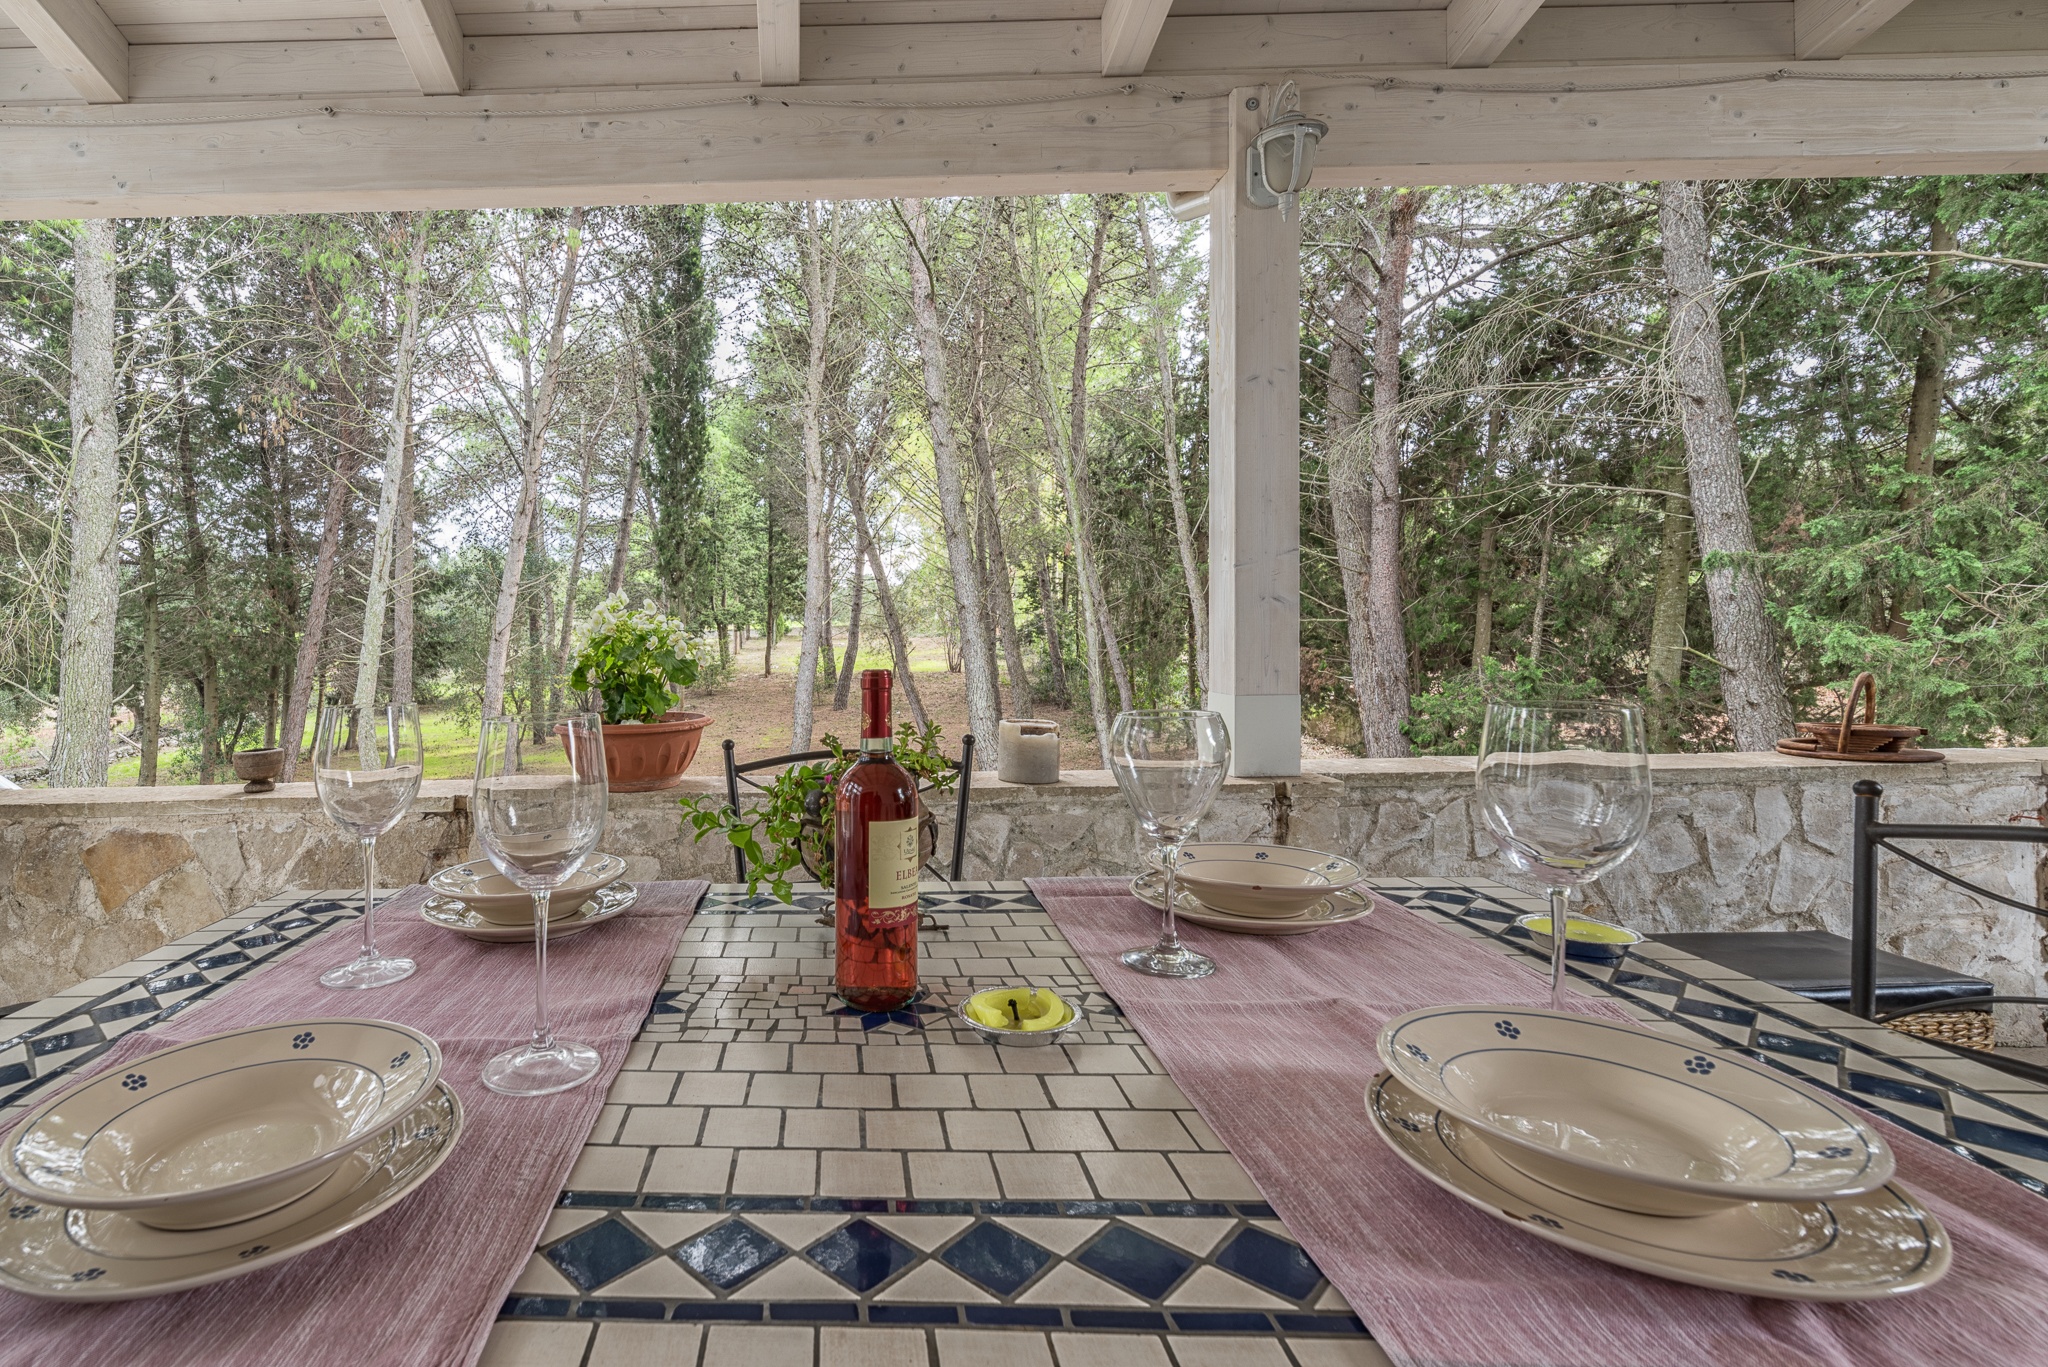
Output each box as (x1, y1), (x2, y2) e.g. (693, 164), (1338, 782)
(1377, 1005), (1893, 1202)
(1130, 873), (1372, 934)
(425, 852), (626, 912)
(1366, 1072), (1948, 1302)
(0, 1082), (464, 1302)
(1173, 842), (1365, 888)
(419, 880), (638, 941)
(0, 1019), (443, 1213)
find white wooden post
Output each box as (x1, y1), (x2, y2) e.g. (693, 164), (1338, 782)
(1207, 84), (1302, 778)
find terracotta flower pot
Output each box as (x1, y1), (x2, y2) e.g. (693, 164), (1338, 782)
(591, 711), (712, 792)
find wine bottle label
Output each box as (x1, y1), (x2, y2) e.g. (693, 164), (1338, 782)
(867, 816), (920, 915)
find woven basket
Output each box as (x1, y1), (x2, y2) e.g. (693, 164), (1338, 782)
(1885, 1010), (1995, 1051)
(1778, 672), (1944, 763)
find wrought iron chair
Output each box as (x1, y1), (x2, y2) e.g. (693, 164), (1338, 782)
(719, 735), (976, 926)
(1659, 778), (2048, 1083)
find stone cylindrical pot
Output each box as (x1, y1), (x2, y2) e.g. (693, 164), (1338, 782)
(589, 711), (712, 792)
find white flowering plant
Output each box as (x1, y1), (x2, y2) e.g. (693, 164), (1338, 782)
(569, 595), (702, 725)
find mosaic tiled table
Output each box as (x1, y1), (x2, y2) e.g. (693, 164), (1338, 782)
(7, 877), (2048, 1367)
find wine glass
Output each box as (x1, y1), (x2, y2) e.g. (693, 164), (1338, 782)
(1476, 699), (1652, 1010)
(473, 714), (609, 1096)
(1110, 709), (1230, 979)
(313, 702), (424, 990)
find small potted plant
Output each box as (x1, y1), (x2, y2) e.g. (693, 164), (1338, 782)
(568, 595), (711, 792)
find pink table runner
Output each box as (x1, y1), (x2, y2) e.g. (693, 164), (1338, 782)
(1030, 876), (2048, 1367)
(0, 878), (705, 1367)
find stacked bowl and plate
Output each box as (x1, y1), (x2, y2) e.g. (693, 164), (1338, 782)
(1368, 1005), (1950, 1299)
(1130, 843), (1374, 936)
(420, 854), (636, 942)
(0, 1019), (460, 1300)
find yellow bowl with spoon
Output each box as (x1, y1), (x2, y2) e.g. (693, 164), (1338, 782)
(959, 987), (1079, 1047)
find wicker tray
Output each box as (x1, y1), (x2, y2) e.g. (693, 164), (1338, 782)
(1885, 1010), (1995, 1052)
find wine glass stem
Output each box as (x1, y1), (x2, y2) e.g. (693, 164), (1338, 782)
(531, 887), (555, 1052)
(1158, 839), (1184, 953)
(1548, 885), (1571, 1011)
(359, 837), (379, 962)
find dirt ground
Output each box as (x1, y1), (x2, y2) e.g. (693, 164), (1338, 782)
(682, 632), (1352, 771)
(682, 639), (1101, 770)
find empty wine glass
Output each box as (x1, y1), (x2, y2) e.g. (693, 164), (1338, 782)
(1110, 709), (1230, 979)
(474, 714), (610, 1096)
(313, 702), (424, 990)
(1477, 699), (1652, 1010)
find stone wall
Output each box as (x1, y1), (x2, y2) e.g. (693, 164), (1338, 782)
(5, 750), (2045, 1038)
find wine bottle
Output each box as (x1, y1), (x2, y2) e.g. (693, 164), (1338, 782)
(833, 669), (921, 1010)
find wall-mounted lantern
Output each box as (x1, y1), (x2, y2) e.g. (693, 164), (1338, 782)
(1245, 83), (1327, 223)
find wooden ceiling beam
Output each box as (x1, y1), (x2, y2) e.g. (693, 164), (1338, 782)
(1100, 0), (1172, 75)
(758, 0), (799, 84)
(1794, 0), (1919, 58)
(0, 0), (126, 102)
(378, 0), (464, 94)
(6, 57), (2048, 219)
(1443, 0), (1545, 67)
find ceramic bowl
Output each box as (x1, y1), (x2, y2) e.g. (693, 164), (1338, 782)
(1, 1019), (440, 1230)
(1378, 1005), (1893, 1215)
(1170, 843), (1365, 919)
(1510, 912), (1643, 964)
(426, 854), (626, 925)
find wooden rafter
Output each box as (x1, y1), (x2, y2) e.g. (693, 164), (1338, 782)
(1101, 0), (1174, 76)
(1795, 0), (1920, 58)
(0, 0), (126, 103)
(377, 0), (464, 95)
(758, 0), (800, 85)
(1444, 0), (1547, 67)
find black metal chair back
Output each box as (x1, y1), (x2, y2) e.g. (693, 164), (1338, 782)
(1850, 777), (2048, 1079)
(720, 734), (975, 885)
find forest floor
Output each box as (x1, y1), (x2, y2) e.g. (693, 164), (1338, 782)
(40, 632), (1346, 786)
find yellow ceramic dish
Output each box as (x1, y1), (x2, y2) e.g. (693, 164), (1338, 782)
(964, 988), (1073, 1032)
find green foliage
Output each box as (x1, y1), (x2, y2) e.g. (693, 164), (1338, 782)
(677, 720), (961, 901)
(568, 595), (702, 724)
(643, 204), (714, 615)
(1404, 659), (1612, 755)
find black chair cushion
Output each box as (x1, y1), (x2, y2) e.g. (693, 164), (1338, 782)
(1649, 930), (1993, 1012)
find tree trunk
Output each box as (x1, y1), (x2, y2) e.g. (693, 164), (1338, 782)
(1137, 205), (1208, 693)
(762, 510), (776, 676)
(792, 202), (839, 751)
(1068, 200), (1134, 715)
(849, 456), (929, 728)
(1471, 519), (1496, 668)
(1891, 211), (1956, 635)
(1360, 190), (1423, 758)
(1658, 180), (1794, 752)
(1529, 518), (1550, 665)
(1646, 462), (1694, 752)
(137, 472), (161, 786)
(836, 559), (864, 710)
(279, 415), (359, 777)
(179, 376), (222, 784)
(483, 207), (584, 720)
(969, 319), (1031, 708)
(610, 383), (648, 596)
(354, 212), (429, 708)
(901, 198), (999, 762)
(553, 436), (597, 711)
(1327, 276), (1378, 749)
(390, 422), (418, 705)
(51, 219), (120, 789)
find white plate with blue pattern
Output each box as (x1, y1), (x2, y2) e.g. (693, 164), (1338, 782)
(1170, 843), (1366, 918)
(0, 1083), (461, 1300)
(1368, 1072), (1948, 1300)
(1378, 1006), (1892, 1214)
(0, 1019), (442, 1229)
(420, 879), (637, 942)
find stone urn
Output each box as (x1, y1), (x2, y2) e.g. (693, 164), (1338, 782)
(230, 747), (285, 794)
(589, 711), (712, 793)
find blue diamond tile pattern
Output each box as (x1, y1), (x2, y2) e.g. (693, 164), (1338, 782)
(806, 1219), (918, 1292)
(545, 1218), (659, 1291)
(940, 1221), (1054, 1296)
(675, 1219), (787, 1290)
(1213, 1227), (1323, 1301)
(1076, 1226), (1194, 1301)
